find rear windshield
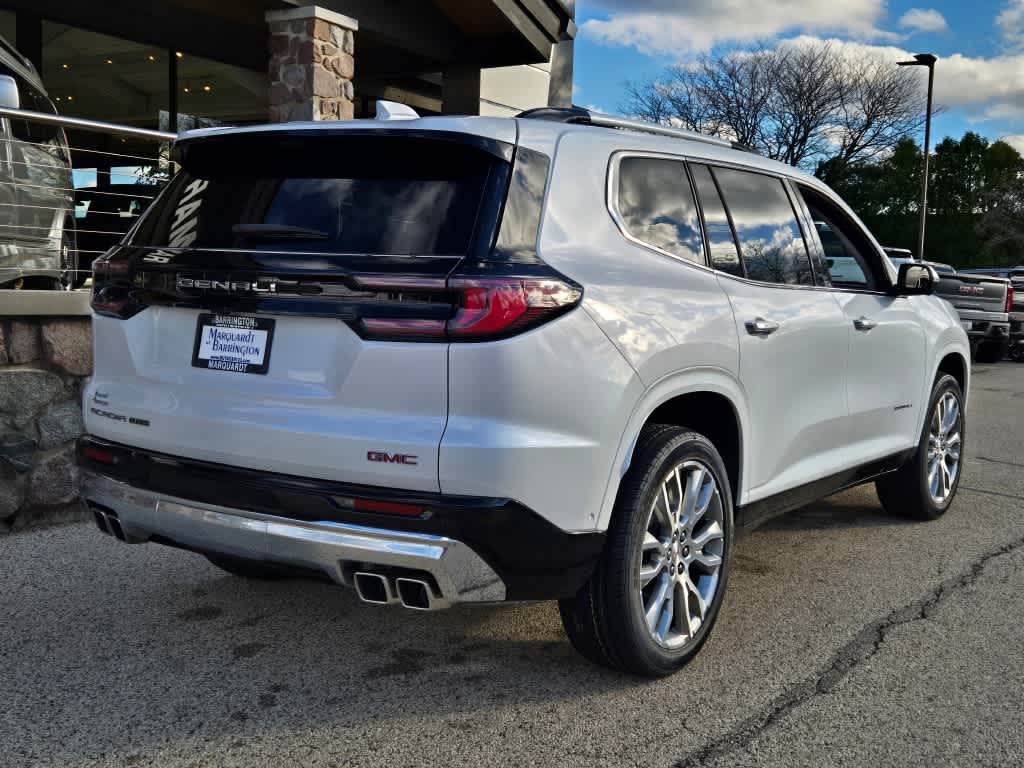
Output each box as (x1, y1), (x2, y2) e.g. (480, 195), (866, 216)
(130, 133), (507, 257)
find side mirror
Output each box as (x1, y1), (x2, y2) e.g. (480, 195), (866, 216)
(0, 74), (19, 109)
(892, 261), (938, 296)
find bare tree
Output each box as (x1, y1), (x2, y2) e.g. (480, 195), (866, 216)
(622, 41), (926, 168)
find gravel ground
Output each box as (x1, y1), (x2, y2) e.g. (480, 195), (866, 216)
(2, 363), (1022, 768)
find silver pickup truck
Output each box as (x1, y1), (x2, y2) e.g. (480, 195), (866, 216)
(886, 248), (1012, 363)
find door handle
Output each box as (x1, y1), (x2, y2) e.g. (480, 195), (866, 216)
(853, 316), (877, 331)
(745, 317), (779, 336)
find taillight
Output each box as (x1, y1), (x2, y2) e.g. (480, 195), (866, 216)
(91, 255), (145, 319)
(1007, 283), (1015, 314)
(355, 273), (582, 342)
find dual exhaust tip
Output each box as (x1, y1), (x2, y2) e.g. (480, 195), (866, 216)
(89, 501), (126, 541)
(353, 571), (447, 611)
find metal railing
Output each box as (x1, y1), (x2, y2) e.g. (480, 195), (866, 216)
(0, 106), (178, 295)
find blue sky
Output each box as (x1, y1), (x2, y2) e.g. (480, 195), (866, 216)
(573, 0), (1024, 154)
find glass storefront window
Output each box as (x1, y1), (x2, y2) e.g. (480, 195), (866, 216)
(42, 22), (169, 129)
(176, 50), (267, 126)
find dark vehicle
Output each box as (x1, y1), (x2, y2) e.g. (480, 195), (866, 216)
(0, 34), (75, 289)
(886, 248), (1012, 363)
(74, 183), (160, 286)
(960, 267), (1024, 361)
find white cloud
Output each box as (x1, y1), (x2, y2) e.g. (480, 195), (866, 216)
(784, 36), (1024, 118)
(580, 0), (895, 55)
(899, 8), (948, 33)
(1002, 134), (1024, 153)
(998, 1), (1024, 49)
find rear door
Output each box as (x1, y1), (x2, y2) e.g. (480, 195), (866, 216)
(694, 164), (851, 501)
(84, 126), (516, 492)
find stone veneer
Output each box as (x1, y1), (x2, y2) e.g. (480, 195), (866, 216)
(266, 6), (358, 122)
(0, 317), (91, 532)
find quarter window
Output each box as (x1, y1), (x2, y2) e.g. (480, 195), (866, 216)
(615, 156), (705, 265)
(712, 167), (814, 286)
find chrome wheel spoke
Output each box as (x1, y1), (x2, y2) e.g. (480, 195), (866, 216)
(645, 574), (671, 633)
(691, 520), (724, 549)
(946, 432), (961, 459)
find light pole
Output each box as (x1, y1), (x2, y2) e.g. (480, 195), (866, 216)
(898, 53), (937, 261)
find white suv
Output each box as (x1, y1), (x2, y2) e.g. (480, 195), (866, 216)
(79, 105), (970, 676)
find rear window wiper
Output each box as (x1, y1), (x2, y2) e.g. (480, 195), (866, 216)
(231, 223), (329, 240)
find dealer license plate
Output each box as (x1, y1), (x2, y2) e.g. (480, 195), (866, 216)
(192, 313), (275, 375)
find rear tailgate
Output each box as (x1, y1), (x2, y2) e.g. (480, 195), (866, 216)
(85, 124), (515, 492)
(935, 273), (1009, 314)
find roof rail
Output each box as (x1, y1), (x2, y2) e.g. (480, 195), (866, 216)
(516, 107), (759, 154)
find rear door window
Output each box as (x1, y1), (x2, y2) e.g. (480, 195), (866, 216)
(614, 156), (705, 265)
(712, 167), (814, 286)
(689, 163), (742, 277)
(131, 133), (507, 257)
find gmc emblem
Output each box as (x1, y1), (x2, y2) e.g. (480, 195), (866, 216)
(367, 451), (418, 465)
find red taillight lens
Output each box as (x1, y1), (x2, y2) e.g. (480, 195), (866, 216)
(448, 277), (581, 339)
(1007, 283), (1015, 314)
(353, 274), (582, 342)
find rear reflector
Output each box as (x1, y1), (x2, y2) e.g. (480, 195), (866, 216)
(352, 498), (427, 517)
(83, 446), (117, 464)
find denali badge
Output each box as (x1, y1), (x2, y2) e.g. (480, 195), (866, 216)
(367, 451), (418, 465)
(177, 276), (279, 293)
(958, 285), (985, 295)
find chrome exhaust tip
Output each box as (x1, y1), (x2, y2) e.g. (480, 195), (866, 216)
(353, 571), (399, 605)
(396, 577), (447, 611)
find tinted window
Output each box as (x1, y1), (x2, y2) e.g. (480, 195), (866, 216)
(800, 185), (884, 291)
(131, 135), (502, 257)
(616, 157), (705, 264)
(0, 65), (60, 145)
(492, 146), (550, 262)
(713, 168), (813, 286)
(690, 163), (741, 276)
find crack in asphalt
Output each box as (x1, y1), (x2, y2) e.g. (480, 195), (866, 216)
(973, 456), (1024, 469)
(959, 486), (1024, 502)
(674, 533), (1024, 768)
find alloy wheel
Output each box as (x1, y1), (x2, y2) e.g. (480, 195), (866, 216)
(638, 460), (725, 650)
(927, 390), (962, 504)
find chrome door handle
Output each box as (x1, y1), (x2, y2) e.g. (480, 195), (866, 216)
(853, 316), (877, 331)
(745, 317), (779, 336)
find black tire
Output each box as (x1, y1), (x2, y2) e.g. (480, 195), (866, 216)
(974, 340), (1006, 363)
(205, 553), (289, 580)
(559, 425), (734, 677)
(876, 374), (965, 520)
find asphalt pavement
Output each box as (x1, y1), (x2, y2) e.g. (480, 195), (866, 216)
(2, 363), (1023, 768)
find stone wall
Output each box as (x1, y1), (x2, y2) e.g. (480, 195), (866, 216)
(0, 317), (91, 532)
(266, 6), (357, 122)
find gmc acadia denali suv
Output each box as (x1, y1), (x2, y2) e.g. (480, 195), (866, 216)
(79, 105), (970, 676)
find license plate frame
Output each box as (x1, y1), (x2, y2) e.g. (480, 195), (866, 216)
(191, 313), (275, 375)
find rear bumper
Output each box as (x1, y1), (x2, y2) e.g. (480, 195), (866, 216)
(81, 469), (504, 605)
(77, 435), (604, 601)
(959, 316), (1009, 341)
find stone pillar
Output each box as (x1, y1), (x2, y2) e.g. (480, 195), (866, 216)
(266, 6), (357, 122)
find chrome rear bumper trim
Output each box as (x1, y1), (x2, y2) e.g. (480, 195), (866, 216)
(80, 469), (506, 604)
